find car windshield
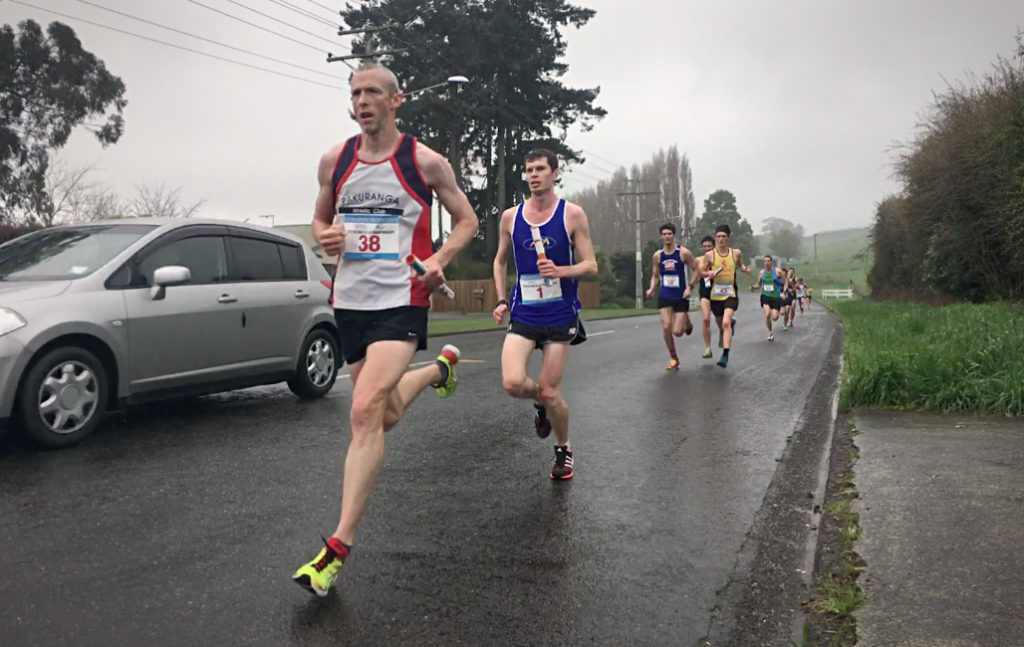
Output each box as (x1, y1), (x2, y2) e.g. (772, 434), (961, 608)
(0, 224), (156, 280)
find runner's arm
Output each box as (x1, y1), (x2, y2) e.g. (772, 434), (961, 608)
(492, 208), (515, 324)
(552, 204), (598, 279)
(689, 254), (705, 288)
(734, 248), (752, 275)
(311, 145), (345, 257)
(646, 251), (661, 298)
(420, 150), (479, 268)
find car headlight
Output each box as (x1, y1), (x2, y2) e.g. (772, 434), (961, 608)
(0, 307), (26, 337)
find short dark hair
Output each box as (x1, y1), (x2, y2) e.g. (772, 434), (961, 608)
(701, 235), (714, 245)
(715, 224), (731, 236)
(659, 222), (676, 235)
(525, 148), (559, 171)
(764, 255), (773, 262)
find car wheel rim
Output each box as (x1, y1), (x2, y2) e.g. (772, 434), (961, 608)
(37, 360), (99, 435)
(305, 338), (335, 387)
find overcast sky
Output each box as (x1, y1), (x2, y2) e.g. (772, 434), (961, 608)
(4, 0), (1022, 235)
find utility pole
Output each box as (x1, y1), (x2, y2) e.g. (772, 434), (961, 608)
(328, 23), (407, 65)
(814, 233), (819, 278)
(617, 178), (660, 309)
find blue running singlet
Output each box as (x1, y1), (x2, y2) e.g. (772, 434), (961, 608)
(658, 248), (687, 301)
(509, 199), (580, 327)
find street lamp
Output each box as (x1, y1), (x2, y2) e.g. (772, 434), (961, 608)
(258, 214), (275, 227)
(400, 75), (470, 242)
(403, 75), (470, 98)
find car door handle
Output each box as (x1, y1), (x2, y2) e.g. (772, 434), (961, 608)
(218, 294), (238, 304)
(294, 289), (310, 299)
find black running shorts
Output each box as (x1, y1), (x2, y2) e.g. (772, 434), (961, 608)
(709, 297), (739, 317)
(657, 297), (690, 312)
(760, 295), (782, 311)
(508, 319), (583, 347)
(334, 306), (428, 365)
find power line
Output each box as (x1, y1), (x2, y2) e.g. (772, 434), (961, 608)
(305, 0), (340, 15)
(266, 0), (338, 28)
(221, 0), (343, 48)
(186, 0), (338, 56)
(9, 0), (345, 90)
(72, 0), (345, 81)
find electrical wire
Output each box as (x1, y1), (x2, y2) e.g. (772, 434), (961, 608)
(267, 0), (338, 28)
(9, 0), (346, 89)
(220, 0), (342, 48)
(72, 0), (344, 80)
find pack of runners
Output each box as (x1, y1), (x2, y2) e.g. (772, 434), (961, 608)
(291, 61), (814, 597)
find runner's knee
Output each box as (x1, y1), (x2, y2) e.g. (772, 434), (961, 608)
(537, 383), (562, 408)
(503, 375), (529, 397)
(351, 389), (389, 433)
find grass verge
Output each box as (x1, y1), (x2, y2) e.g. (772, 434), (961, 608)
(831, 300), (1024, 414)
(803, 418), (867, 646)
(427, 307), (658, 336)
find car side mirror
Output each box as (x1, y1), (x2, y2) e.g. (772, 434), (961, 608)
(150, 265), (191, 300)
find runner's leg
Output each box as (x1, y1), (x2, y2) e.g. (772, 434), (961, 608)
(701, 298), (713, 356)
(537, 342), (571, 446)
(334, 340), (417, 545)
(501, 333), (539, 400)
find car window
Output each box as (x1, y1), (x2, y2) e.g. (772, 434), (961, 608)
(229, 236), (290, 281)
(0, 224), (155, 280)
(280, 244), (307, 280)
(135, 236), (229, 286)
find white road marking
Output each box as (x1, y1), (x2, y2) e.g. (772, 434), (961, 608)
(589, 330), (615, 337)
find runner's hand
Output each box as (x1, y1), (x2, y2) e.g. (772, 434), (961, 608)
(493, 302), (508, 325)
(645, 287), (654, 299)
(317, 225), (345, 257)
(683, 286), (691, 299)
(411, 255), (446, 290)
(537, 258), (560, 278)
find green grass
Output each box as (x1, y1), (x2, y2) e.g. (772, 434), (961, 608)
(427, 307), (658, 336)
(833, 300), (1024, 414)
(761, 227), (871, 294)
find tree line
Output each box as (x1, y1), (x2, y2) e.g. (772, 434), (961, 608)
(869, 34), (1024, 302)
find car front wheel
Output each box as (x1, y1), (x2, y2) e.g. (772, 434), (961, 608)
(287, 328), (339, 399)
(17, 346), (109, 448)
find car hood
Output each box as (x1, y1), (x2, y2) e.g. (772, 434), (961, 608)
(0, 280), (72, 306)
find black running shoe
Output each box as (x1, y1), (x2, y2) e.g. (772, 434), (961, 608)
(534, 403), (552, 439)
(551, 446), (574, 480)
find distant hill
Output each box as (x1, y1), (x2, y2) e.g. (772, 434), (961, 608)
(757, 227), (871, 293)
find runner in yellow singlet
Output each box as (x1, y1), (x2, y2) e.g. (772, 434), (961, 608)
(698, 224), (751, 368)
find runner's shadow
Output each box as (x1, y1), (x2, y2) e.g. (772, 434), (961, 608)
(290, 592), (358, 643)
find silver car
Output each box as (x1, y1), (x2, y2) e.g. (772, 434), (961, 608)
(0, 218), (341, 448)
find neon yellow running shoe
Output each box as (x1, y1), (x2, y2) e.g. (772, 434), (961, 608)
(666, 357), (680, 370)
(433, 344), (461, 398)
(702, 347), (713, 359)
(293, 539), (347, 597)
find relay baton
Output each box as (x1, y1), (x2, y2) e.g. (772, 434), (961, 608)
(406, 254), (456, 299)
(530, 226), (547, 259)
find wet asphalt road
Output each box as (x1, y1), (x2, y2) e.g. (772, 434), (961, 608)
(0, 304), (836, 646)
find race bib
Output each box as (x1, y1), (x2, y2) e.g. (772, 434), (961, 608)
(520, 273), (563, 304)
(662, 275), (680, 288)
(713, 283), (735, 298)
(763, 283), (775, 293)
(336, 207), (401, 260)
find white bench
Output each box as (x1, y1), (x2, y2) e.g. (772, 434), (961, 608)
(820, 288), (854, 300)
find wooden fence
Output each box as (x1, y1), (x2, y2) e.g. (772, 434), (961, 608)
(430, 280), (601, 312)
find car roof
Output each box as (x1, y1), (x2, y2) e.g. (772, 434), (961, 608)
(77, 218), (307, 247)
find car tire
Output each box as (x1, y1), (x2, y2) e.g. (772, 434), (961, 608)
(17, 346), (108, 448)
(287, 328), (339, 399)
